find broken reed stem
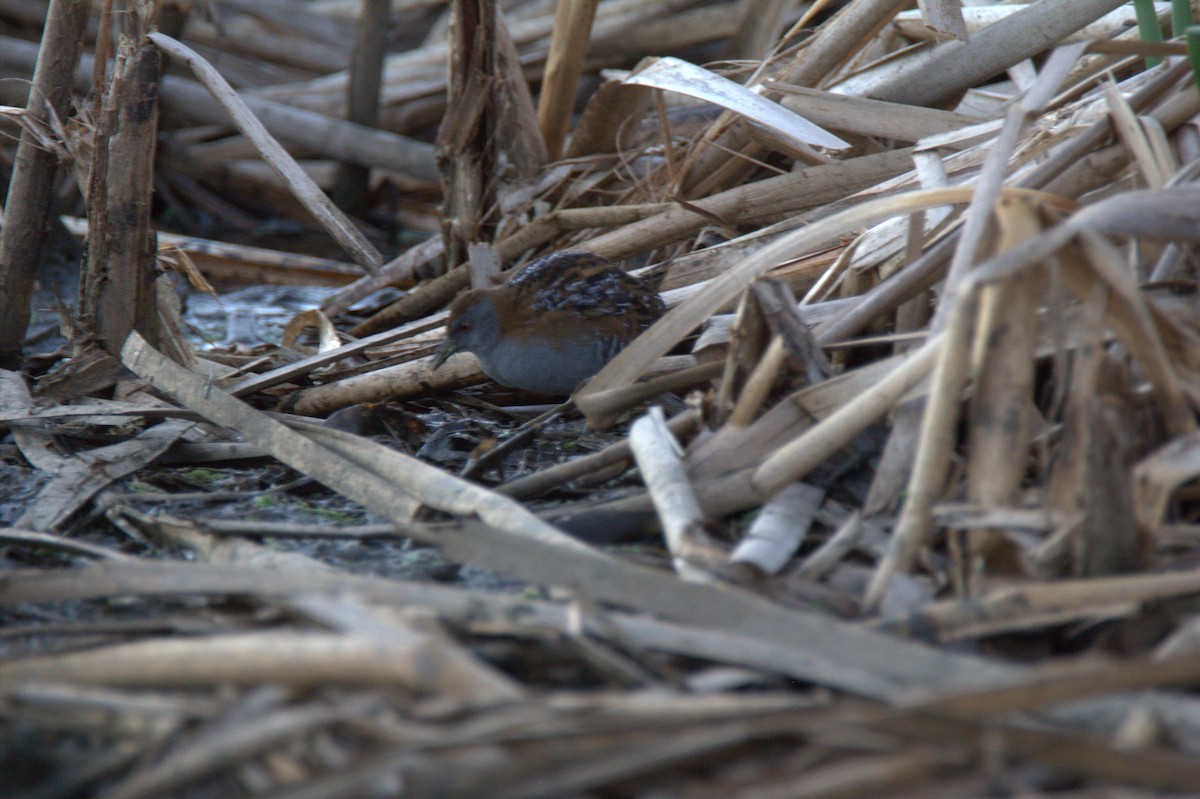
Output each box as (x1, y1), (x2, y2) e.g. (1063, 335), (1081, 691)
(320, 235), (445, 318)
(863, 293), (979, 613)
(0, 0), (91, 369)
(713, 289), (766, 426)
(784, 0), (911, 88)
(727, 337), (788, 427)
(81, 6), (162, 357)
(582, 148), (917, 262)
(629, 407), (716, 582)
(751, 333), (943, 498)
(963, 196), (1045, 582)
(499, 409), (700, 500)
(350, 264), (468, 336)
(866, 0), (1128, 107)
(930, 41), (1083, 334)
(331, 0), (390, 213)
(349, 195), (667, 335)
(537, 0), (600, 159)
(570, 360), (723, 428)
(818, 65), (1191, 345)
(1075, 232), (1197, 438)
(797, 511), (863, 580)
(814, 232), (957, 346)
(146, 32), (383, 275)
(579, 187), (982, 428)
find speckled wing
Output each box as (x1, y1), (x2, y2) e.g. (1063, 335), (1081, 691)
(508, 251), (665, 329)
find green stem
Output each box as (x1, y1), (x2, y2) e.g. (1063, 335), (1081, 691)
(1172, 0), (1194, 38)
(1187, 26), (1200, 93)
(1134, 0), (1165, 69)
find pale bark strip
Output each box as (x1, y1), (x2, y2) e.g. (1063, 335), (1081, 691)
(629, 407), (721, 582)
(730, 483), (825, 575)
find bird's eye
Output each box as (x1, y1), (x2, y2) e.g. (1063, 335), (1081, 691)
(455, 321), (470, 333)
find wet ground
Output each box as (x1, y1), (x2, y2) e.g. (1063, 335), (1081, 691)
(8, 278), (657, 597)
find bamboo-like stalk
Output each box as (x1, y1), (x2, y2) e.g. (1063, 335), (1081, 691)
(331, 0), (390, 212)
(0, 0), (90, 368)
(866, 0), (1129, 107)
(0, 33), (441, 180)
(81, 3), (162, 356)
(538, 0), (600, 159)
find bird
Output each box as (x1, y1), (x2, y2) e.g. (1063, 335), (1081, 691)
(431, 251), (665, 395)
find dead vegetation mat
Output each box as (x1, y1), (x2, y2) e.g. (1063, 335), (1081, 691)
(5, 1), (1200, 797)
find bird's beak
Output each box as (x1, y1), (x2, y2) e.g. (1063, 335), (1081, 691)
(431, 339), (457, 371)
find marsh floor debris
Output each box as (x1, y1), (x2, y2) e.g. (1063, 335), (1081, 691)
(5, 1), (1200, 796)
